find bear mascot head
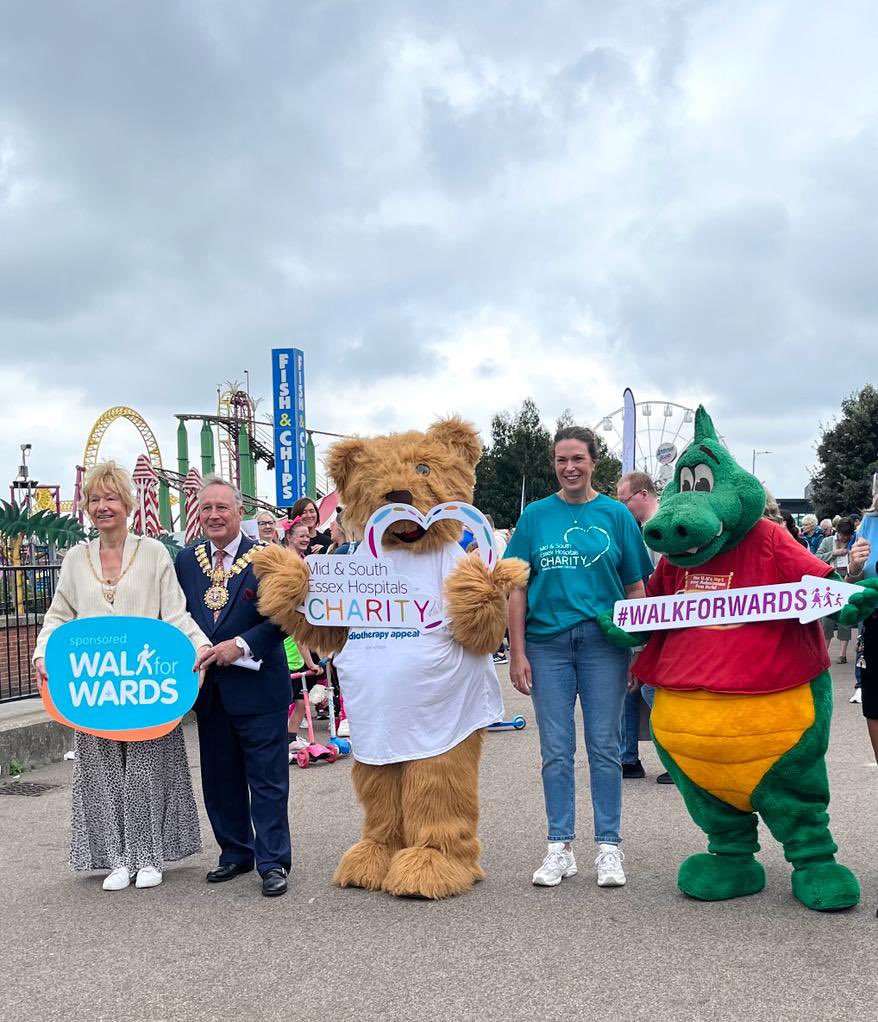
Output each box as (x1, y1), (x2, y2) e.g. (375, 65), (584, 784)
(327, 416), (482, 552)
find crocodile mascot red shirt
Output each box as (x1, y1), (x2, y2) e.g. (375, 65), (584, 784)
(603, 407), (878, 912)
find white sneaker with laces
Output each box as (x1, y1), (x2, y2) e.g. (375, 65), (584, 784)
(135, 867), (163, 889)
(595, 843), (626, 887)
(850, 689), (862, 703)
(337, 719), (350, 737)
(532, 842), (577, 886)
(102, 867), (132, 891)
(289, 737), (309, 753)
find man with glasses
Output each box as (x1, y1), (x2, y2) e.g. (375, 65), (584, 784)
(615, 473), (673, 784)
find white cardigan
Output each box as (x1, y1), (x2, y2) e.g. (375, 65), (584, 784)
(34, 535), (209, 660)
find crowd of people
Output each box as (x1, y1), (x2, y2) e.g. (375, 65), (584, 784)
(31, 443), (877, 897)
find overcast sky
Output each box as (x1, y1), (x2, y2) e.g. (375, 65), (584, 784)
(2, 1), (876, 511)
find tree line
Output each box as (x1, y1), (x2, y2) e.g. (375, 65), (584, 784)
(809, 384), (878, 519)
(473, 385), (877, 527)
(474, 398), (621, 527)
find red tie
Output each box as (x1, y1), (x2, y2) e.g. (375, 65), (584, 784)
(213, 549), (225, 621)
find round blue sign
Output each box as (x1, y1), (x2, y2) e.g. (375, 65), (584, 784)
(44, 617), (198, 739)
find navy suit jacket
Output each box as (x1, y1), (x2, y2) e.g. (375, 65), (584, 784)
(175, 535), (290, 716)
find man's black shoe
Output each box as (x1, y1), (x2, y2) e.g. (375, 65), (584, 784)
(261, 868), (288, 897)
(622, 760), (646, 779)
(656, 772), (674, 785)
(206, 863), (253, 883)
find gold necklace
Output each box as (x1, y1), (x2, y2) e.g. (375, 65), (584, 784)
(86, 538), (142, 604)
(195, 542), (261, 612)
(558, 491), (596, 530)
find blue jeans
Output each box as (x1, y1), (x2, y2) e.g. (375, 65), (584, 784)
(621, 683), (656, 763)
(527, 620), (631, 844)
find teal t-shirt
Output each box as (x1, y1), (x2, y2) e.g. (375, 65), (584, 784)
(505, 493), (654, 641)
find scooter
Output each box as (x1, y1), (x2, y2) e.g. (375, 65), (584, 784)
(293, 670), (339, 768)
(321, 659), (352, 757)
(486, 715), (527, 731)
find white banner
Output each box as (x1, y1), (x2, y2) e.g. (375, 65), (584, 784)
(301, 554), (440, 631)
(613, 575), (861, 632)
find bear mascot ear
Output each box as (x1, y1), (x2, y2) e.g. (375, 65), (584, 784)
(426, 417), (481, 469)
(326, 437), (368, 495)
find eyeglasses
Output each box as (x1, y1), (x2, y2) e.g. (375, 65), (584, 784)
(619, 490), (645, 505)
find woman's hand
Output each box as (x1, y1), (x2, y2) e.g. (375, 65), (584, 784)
(34, 658), (48, 693)
(509, 650), (533, 696)
(193, 645), (213, 673)
(192, 645), (212, 688)
(848, 538), (871, 577)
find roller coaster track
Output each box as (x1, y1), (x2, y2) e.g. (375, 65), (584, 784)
(152, 465), (282, 515)
(176, 413), (277, 469)
(83, 406), (334, 514)
(83, 406), (163, 470)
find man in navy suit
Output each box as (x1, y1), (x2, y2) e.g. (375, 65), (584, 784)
(180, 477), (291, 897)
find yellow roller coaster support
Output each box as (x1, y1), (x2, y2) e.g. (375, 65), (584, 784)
(83, 406), (163, 470)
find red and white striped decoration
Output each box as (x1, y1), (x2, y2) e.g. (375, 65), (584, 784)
(182, 467), (203, 545)
(132, 455), (161, 537)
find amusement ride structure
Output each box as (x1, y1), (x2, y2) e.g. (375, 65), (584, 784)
(54, 384), (337, 535)
(595, 401), (697, 487)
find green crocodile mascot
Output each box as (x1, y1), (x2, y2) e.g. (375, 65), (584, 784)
(601, 407), (878, 911)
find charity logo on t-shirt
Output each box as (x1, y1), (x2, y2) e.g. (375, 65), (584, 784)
(537, 525), (613, 572)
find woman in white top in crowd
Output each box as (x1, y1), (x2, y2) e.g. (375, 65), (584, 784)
(33, 462), (211, 891)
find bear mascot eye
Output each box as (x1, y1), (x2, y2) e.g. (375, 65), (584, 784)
(415, 464), (431, 476)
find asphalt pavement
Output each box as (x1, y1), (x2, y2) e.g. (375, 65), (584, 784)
(1, 658), (876, 1022)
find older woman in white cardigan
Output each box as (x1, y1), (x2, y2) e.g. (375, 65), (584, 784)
(33, 462), (210, 891)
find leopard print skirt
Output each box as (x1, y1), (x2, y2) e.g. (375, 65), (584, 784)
(68, 725), (202, 873)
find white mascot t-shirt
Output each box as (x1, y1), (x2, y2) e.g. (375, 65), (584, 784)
(333, 541), (504, 765)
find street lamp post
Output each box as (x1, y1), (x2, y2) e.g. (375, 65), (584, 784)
(752, 449), (771, 474)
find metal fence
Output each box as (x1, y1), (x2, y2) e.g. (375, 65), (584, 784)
(1, 564), (60, 703)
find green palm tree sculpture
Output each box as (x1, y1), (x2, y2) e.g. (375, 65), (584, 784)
(0, 501), (86, 614)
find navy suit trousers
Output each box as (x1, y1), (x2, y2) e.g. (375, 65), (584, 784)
(197, 687), (291, 875)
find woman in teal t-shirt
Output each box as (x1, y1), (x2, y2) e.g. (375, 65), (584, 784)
(505, 427), (653, 890)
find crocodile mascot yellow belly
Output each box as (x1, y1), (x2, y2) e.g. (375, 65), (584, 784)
(651, 686), (815, 813)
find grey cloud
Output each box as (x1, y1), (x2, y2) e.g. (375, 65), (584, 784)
(1, 1), (875, 501)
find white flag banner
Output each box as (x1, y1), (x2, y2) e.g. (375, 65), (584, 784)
(613, 575), (861, 633)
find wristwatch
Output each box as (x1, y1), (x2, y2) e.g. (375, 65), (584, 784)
(233, 636), (247, 657)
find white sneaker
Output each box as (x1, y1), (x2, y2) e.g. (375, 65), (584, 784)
(337, 719), (350, 737)
(595, 843), (626, 887)
(135, 867), (163, 889)
(850, 689), (862, 703)
(289, 737), (309, 753)
(102, 867), (132, 891)
(532, 842), (577, 886)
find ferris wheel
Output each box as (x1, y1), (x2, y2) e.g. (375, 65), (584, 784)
(594, 401), (696, 487)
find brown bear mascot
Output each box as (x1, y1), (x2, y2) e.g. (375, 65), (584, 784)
(251, 417), (528, 899)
